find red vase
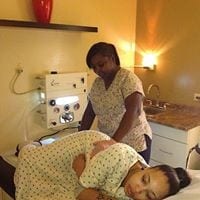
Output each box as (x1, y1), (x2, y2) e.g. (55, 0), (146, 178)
(32, 0), (53, 23)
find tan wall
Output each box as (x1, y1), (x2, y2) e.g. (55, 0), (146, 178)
(134, 0), (200, 107)
(0, 0), (136, 152)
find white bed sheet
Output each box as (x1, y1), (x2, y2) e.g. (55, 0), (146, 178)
(165, 170), (200, 200)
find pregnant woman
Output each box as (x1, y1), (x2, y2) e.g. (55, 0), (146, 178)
(15, 130), (191, 200)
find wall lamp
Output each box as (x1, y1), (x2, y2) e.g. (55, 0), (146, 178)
(134, 53), (157, 70)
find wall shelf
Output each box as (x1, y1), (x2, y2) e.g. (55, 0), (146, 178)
(0, 19), (98, 32)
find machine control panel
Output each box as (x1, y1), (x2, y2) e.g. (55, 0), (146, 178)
(37, 72), (87, 128)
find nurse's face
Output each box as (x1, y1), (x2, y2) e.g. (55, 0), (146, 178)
(124, 168), (169, 200)
(90, 53), (118, 80)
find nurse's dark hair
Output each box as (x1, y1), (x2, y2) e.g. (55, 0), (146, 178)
(153, 164), (191, 198)
(86, 42), (120, 68)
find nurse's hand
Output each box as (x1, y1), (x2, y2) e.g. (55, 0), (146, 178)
(90, 139), (116, 158)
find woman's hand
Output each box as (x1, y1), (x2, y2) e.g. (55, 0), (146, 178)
(90, 139), (116, 158)
(72, 154), (86, 178)
(72, 140), (116, 177)
(77, 188), (116, 200)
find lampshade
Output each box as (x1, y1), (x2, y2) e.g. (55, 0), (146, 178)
(142, 53), (157, 70)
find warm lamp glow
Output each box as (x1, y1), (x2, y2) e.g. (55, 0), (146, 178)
(119, 41), (135, 68)
(142, 53), (157, 70)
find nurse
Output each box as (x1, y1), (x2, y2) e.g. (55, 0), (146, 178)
(79, 42), (152, 163)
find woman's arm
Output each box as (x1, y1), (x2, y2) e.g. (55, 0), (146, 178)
(72, 154), (86, 178)
(112, 92), (143, 141)
(79, 101), (96, 131)
(77, 188), (116, 200)
(73, 139), (116, 177)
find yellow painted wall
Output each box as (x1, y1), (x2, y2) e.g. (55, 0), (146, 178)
(135, 0), (200, 107)
(0, 0), (136, 152)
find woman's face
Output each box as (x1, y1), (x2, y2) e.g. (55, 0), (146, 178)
(90, 53), (118, 80)
(124, 167), (169, 200)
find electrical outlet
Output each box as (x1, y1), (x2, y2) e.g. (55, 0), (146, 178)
(16, 63), (23, 73)
(193, 93), (200, 101)
(16, 68), (23, 73)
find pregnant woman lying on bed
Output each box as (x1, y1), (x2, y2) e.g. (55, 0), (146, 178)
(14, 130), (191, 200)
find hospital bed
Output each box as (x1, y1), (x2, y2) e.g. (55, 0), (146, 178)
(1, 140), (199, 199)
(0, 153), (16, 199)
(0, 134), (73, 199)
(1, 152), (200, 200)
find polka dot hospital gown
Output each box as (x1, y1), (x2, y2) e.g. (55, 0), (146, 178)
(80, 142), (147, 199)
(14, 130), (111, 200)
(14, 130), (147, 200)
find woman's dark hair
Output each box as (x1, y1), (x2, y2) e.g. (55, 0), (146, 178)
(86, 42), (120, 68)
(153, 165), (191, 198)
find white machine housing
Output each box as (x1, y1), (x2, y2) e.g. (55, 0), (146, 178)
(37, 72), (87, 129)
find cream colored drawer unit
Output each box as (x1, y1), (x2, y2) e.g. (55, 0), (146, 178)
(149, 122), (200, 168)
(151, 133), (187, 167)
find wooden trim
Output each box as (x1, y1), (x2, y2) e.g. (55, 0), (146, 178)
(0, 19), (98, 32)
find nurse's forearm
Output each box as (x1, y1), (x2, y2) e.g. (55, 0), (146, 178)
(79, 101), (95, 131)
(112, 110), (138, 141)
(113, 92), (142, 141)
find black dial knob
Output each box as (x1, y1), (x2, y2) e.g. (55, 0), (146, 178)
(64, 104), (70, 111)
(49, 99), (56, 106)
(51, 121), (57, 126)
(74, 103), (80, 110)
